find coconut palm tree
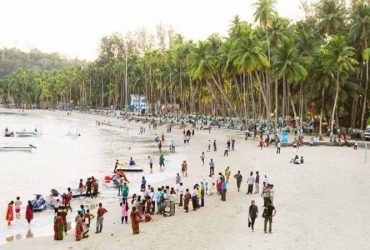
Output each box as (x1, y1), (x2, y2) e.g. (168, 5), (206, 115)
(320, 35), (358, 133)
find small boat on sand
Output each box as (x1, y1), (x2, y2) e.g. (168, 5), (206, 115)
(0, 144), (36, 152)
(116, 164), (143, 172)
(31, 194), (47, 211)
(16, 130), (39, 137)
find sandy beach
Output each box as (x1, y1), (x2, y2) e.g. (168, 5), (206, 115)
(2, 110), (370, 250)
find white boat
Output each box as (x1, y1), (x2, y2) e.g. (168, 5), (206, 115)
(0, 145), (35, 152)
(16, 131), (38, 137)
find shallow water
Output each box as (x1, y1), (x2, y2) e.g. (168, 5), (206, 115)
(0, 111), (180, 244)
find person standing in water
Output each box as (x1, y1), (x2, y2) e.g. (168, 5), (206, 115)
(96, 203), (107, 233)
(15, 197), (22, 219)
(5, 201), (14, 226)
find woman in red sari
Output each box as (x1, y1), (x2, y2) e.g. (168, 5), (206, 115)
(54, 212), (64, 240)
(25, 200), (34, 224)
(6, 201), (14, 226)
(145, 196), (151, 214)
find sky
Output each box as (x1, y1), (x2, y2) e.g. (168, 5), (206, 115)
(0, 0), (311, 61)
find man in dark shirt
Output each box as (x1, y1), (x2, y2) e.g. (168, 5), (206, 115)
(248, 200), (258, 231)
(234, 171), (243, 192)
(263, 201), (276, 233)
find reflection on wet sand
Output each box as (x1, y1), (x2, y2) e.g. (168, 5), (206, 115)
(26, 229), (34, 238)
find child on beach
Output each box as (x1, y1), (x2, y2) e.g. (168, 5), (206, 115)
(15, 197), (22, 219)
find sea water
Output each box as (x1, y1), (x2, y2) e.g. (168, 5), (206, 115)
(0, 111), (180, 244)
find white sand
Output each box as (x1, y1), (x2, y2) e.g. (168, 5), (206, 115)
(2, 109), (370, 250)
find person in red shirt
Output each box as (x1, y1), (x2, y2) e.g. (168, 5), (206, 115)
(96, 203), (107, 233)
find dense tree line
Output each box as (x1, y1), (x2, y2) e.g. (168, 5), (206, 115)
(0, 0), (369, 132)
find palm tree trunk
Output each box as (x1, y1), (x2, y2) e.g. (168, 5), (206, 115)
(361, 56), (369, 129)
(275, 79), (278, 127)
(330, 73), (340, 133)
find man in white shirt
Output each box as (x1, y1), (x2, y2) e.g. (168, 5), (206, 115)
(246, 171), (255, 194)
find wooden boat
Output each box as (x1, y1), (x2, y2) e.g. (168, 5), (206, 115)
(0, 145), (35, 152)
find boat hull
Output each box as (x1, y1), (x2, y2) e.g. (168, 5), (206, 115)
(0, 147), (32, 152)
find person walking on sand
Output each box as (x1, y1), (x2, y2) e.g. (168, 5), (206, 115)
(25, 200), (33, 224)
(224, 146), (229, 157)
(120, 199), (129, 224)
(213, 140), (217, 151)
(269, 184), (274, 205)
(225, 166), (231, 183)
(247, 172), (255, 194)
(5, 201), (14, 226)
(209, 159), (215, 176)
(255, 171), (260, 194)
(15, 197), (22, 219)
(354, 139), (358, 150)
(130, 207), (140, 234)
(207, 140), (211, 152)
(54, 212), (64, 240)
(58, 208), (68, 235)
(276, 141), (281, 154)
(263, 200), (276, 234)
(148, 156), (153, 173)
(248, 200), (258, 231)
(121, 182), (129, 200)
(181, 161), (188, 177)
(200, 152), (205, 165)
(231, 138), (235, 150)
(234, 171), (243, 192)
(262, 185), (271, 207)
(95, 203), (107, 233)
(221, 177), (227, 201)
(159, 154), (165, 168)
(184, 189), (191, 212)
(176, 173), (181, 184)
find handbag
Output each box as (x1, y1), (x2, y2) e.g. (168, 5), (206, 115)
(135, 215), (141, 222)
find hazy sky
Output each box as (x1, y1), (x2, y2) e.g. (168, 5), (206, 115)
(0, 0), (310, 61)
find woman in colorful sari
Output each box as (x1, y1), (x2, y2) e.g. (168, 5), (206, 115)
(130, 206), (140, 234)
(25, 200), (34, 224)
(75, 211), (84, 241)
(54, 212), (64, 240)
(5, 201), (14, 226)
(145, 196), (151, 215)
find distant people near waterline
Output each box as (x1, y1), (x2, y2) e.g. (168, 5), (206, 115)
(248, 200), (258, 231)
(25, 200), (34, 224)
(263, 200), (276, 234)
(114, 159), (119, 172)
(96, 203), (107, 233)
(209, 158), (215, 176)
(6, 201), (14, 226)
(247, 172), (255, 195)
(159, 154), (165, 168)
(15, 196), (22, 219)
(148, 156), (153, 173)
